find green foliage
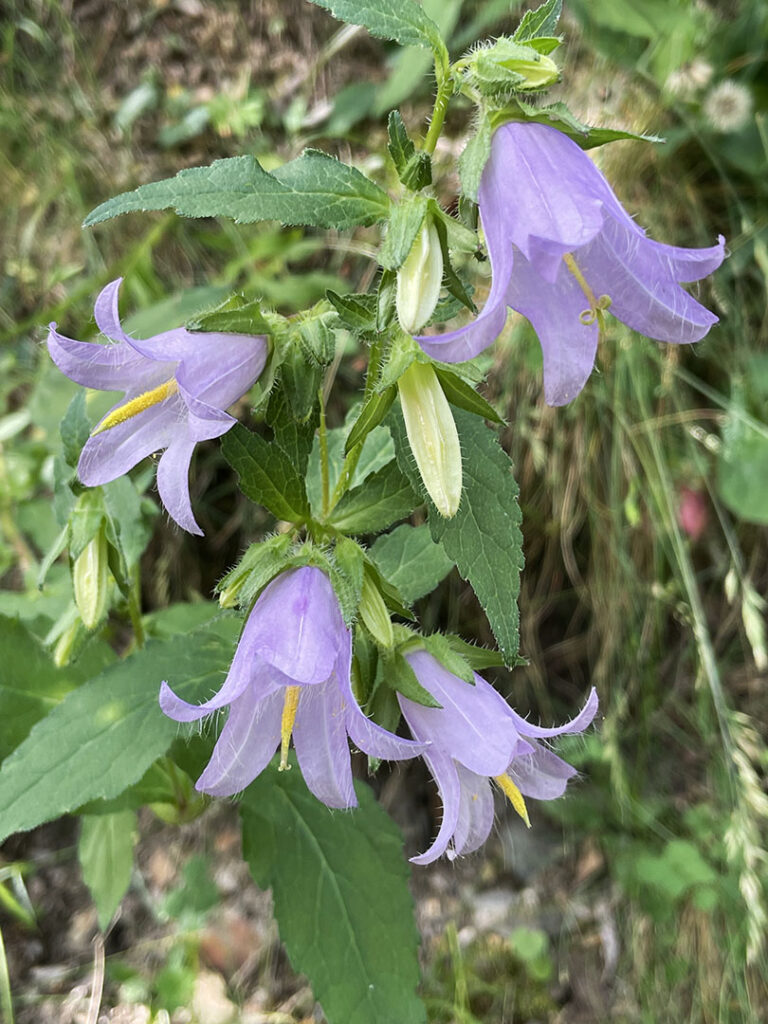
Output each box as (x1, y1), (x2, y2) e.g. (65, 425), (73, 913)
(0, 630), (231, 843)
(329, 460), (417, 534)
(78, 809), (137, 930)
(305, 0), (444, 54)
(434, 366), (504, 424)
(221, 422), (310, 522)
(188, 293), (273, 335)
(513, 0), (563, 42)
(369, 524), (454, 603)
(379, 195), (429, 270)
(387, 111), (433, 191)
(241, 764), (426, 1024)
(85, 151), (390, 230)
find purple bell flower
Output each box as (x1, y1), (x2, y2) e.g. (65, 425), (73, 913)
(160, 567), (426, 807)
(399, 650), (598, 864)
(47, 278), (268, 535)
(417, 122), (725, 406)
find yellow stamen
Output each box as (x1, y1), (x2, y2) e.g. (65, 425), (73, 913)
(279, 685), (301, 771)
(563, 253), (612, 333)
(92, 377), (179, 435)
(494, 773), (531, 828)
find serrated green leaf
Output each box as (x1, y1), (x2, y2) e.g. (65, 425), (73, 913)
(221, 423), (309, 522)
(326, 290), (377, 332)
(85, 151), (389, 230)
(79, 810), (137, 930)
(458, 117), (493, 202)
(369, 524), (454, 603)
(379, 196), (428, 271)
(241, 765), (426, 1024)
(345, 387), (397, 454)
(0, 630), (231, 844)
(391, 408), (523, 664)
(0, 616), (115, 761)
(513, 0), (563, 42)
(434, 366), (504, 424)
(267, 388), (319, 475)
(306, 0), (443, 52)
(188, 293), (273, 335)
(60, 392), (90, 469)
(330, 461), (417, 535)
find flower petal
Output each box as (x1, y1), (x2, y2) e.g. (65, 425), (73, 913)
(159, 653), (281, 723)
(622, 231), (726, 284)
(410, 748), (462, 866)
(400, 652), (520, 776)
(505, 252), (599, 406)
(506, 741), (577, 800)
(293, 677), (356, 809)
(47, 323), (153, 392)
(156, 436), (203, 535)
(505, 686), (598, 740)
(77, 396), (181, 487)
(451, 765), (495, 858)
(247, 567), (345, 685)
(176, 333), (269, 409)
(196, 688), (283, 797)
(177, 383), (236, 443)
(578, 225), (719, 344)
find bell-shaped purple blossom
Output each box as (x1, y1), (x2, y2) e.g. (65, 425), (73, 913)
(399, 650), (598, 864)
(47, 278), (268, 535)
(160, 566), (426, 807)
(418, 122), (725, 406)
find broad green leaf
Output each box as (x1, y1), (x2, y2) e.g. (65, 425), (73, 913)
(391, 408), (523, 663)
(379, 196), (428, 271)
(103, 476), (155, 569)
(241, 766), (426, 1024)
(85, 151), (389, 230)
(0, 630), (231, 844)
(513, 0), (563, 42)
(329, 461), (417, 534)
(369, 524), (454, 603)
(434, 366), (505, 424)
(267, 388), (319, 475)
(79, 809), (137, 930)
(60, 392), (90, 469)
(221, 423), (309, 522)
(0, 616), (115, 760)
(717, 428), (768, 524)
(306, 0), (443, 52)
(188, 293), (273, 336)
(307, 424), (395, 517)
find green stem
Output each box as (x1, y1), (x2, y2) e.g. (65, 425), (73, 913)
(318, 387), (330, 519)
(424, 58), (453, 156)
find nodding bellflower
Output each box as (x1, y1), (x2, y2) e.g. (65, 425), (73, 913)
(160, 567), (426, 807)
(399, 651), (598, 864)
(417, 122), (725, 406)
(47, 278), (268, 535)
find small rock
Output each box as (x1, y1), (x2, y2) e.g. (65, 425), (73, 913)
(470, 888), (514, 932)
(190, 971), (237, 1024)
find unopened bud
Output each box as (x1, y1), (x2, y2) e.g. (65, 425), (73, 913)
(398, 361), (462, 518)
(73, 528), (109, 630)
(54, 618), (81, 668)
(505, 53), (559, 90)
(218, 583), (240, 609)
(396, 221), (443, 335)
(359, 571), (394, 648)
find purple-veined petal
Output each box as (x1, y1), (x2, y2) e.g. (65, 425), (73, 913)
(47, 323), (157, 392)
(159, 653), (281, 723)
(487, 122), (605, 282)
(451, 765), (495, 858)
(410, 748), (462, 866)
(505, 251), (599, 406)
(177, 383), (236, 443)
(195, 687), (283, 797)
(176, 333), (269, 409)
(607, 225), (727, 284)
(400, 652), (519, 776)
(578, 226), (719, 344)
(293, 677), (356, 809)
(156, 436), (202, 535)
(77, 395), (181, 487)
(505, 686), (598, 740)
(506, 741), (577, 800)
(247, 567), (345, 685)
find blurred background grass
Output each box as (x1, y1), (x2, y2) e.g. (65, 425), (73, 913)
(1, 0), (767, 1021)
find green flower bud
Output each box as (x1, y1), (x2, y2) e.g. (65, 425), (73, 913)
(503, 53), (559, 90)
(396, 221), (443, 335)
(397, 361), (462, 518)
(53, 618), (81, 668)
(73, 527), (109, 630)
(359, 570), (394, 648)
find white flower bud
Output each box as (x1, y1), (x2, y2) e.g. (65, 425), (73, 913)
(398, 361), (462, 518)
(73, 528), (109, 630)
(396, 221), (443, 335)
(359, 571), (394, 648)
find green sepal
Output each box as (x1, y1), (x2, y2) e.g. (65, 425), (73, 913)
(69, 489), (106, 560)
(428, 201), (480, 255)
(326, 290), (377, 333)
(421, 632), (474, 684)
(433, 365), (505, 425)
(361, 551), (414, 622)
(379, 195), (428, 271)
(380, 646), (441, 708)
(215, 533), (294, 610)
(344, 386), (397, 455)
(443, 633), (515, 670)
(376, 329), (424, 393)
(431, 214), (476, 314)
(458, 115), (493, 202)
(377, 268), (397, 332)
(490, 99), (663, 149)
(330, 536), (365, 625)
(187, 293), (275, 336)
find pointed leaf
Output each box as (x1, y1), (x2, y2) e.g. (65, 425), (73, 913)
(79, 810), (137, 930)
(306, 0), (443, 52)
(329, 461), (417, 534)
(513, 0), (563, 42)
(369, 523), (454, 603)
(221, 423), (310, 522)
